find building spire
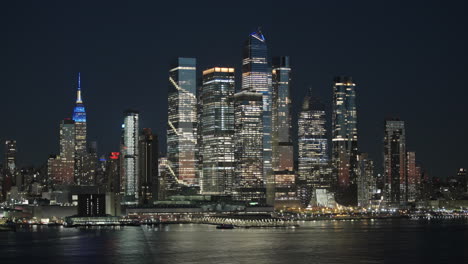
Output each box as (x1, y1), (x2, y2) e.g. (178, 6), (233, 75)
(76, 72), (83, 103)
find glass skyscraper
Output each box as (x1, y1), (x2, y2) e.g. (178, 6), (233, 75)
(200, 67), (235, 195)
(332, 76), (358, 206)
(72, 73), (87, 185)
(242, 29), (273, 205)
(233, 91), (264, 203)
(167, 57), (198, 186)
(121, 110), (139, 204)
(383, 118), (406, 205)
(272, 57), (296, 205)
(138, 128), (158, 204)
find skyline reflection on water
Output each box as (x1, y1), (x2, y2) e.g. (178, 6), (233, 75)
(1, 219), (467, 264)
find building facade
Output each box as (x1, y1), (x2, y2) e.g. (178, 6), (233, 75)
(72, 73), (88, 185)
(200, 67), (235, 195)
(59, 118), (76, 185)
(167, 57), (198, 186)
(233, 91), (264, 204)
(332, 76), (358, 206)
(242, 29), (273, 205)
(138, 128), (158, 204)
(121, 110), (139, 204)
(383, 119), (406, 205)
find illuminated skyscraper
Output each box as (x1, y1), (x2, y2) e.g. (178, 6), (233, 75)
(272, 57), (296, 205)
(356, 153), (375, 208)
(200, 67), (235, 195)
(383, 119), (406, 205)
(59, 118), (76, 185)
(406, 151), (420, 202)
(242, 29), (273, 205)
(233, 91), (264, 203)
(72, 73), (87, 185)
(138, 128), (158, 204)
(298, 95), (334, 206)
(106, 152), (120, 194)
(167, 57), (198, 186)
(121, 110), (139, 204)
(2, 140), (17, 200)
(332, 76), (358, 206)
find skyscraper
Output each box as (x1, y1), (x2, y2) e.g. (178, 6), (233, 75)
(72, 73), (87, 185)
(59, 118), (76, 185)
(200, 67), (235, 195)
(272, 57), (296, 205)
(2, 140), (17, 200)
(242, 29), (273, 205)
(332, 76), (358, 206)
(106, 152), (120, 194)
(406, 151), (420, 202)
(138, 128), (158, 204)
(167, 57), (198, 186)
(233, 91), (264, 203)
(356, 153), (375, 208)
(121, 110), (139, 204)
(383, 118), (406, 205)
(298, 95), (334, 206)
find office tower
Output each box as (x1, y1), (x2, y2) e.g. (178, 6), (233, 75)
(298, 95), (334, 206)
(59, 118), (76, 185)
(47, 154), (60, 189)
(200, 67), (235, 195)
(121, 110), (139, 204)
(332, 76), (358, 206)
(233, 91), (264, 203)
(406, 151), (420, 202)
(72, 73), (87, 185)
(95, 155), (107, 188)
(272, 57), (296, 205)
(167, 57), (198, 186)
(356, 153), (375, 208)
(82, 141), (98, 185)
(2, 140), (17, 200)
(383, 119), (406, 205)
(458, 168), (467, 193)
(138, 128), (158, 204)
(106, 152), (120, 194)
(242, 29), (273, 205)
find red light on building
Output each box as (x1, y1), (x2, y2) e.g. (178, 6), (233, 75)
(109, 152), (120, 160)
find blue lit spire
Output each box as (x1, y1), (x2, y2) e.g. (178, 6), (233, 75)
(250, 27), (265, 42)
(73, 72), (87, 123)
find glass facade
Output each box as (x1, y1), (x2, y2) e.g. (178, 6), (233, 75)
(200, 67), (235, 195)
(332, 76), (358, 206)
(121, 110), (139, 204)
(233, 91), (264, 203)
(383, 119), (406, 205)
(272, 57), (296, 204)
(138, 128), (158, 204)
(356, 153), (375, 208)
(242, 30), (273, 205)
(167, 58), (198, 186)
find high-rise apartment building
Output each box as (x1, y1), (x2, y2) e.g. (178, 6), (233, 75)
(332, 76), (358, 206)
(2, 140), (17, 200)
(383, 119), (406, 205)
(242, 29), (273, 205)
(356, 153), (375, 208)
(121, 110), (139, 204)
(200, 67), (235, 195)
(406, 151), (420, 202)
(167, 58), (198, 186)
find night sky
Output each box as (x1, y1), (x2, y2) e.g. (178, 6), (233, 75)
(2, 1), (467, 178)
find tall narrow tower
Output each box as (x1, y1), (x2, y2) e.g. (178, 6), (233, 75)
(167, 58), (198, 186)
(242, 29), (273, 205)
(384, 118), (406, 205)
(332, 76), (358, 206)
(73, 73), (87, 184)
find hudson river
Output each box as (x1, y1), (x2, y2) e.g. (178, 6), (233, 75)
(1, 219), (467, 263)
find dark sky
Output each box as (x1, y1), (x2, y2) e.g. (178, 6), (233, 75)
(1, 0), (467, 178)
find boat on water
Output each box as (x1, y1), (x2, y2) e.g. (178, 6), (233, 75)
(216, 224), (234, 229)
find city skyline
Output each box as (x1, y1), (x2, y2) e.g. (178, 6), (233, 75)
(2, 1), (468, 180)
